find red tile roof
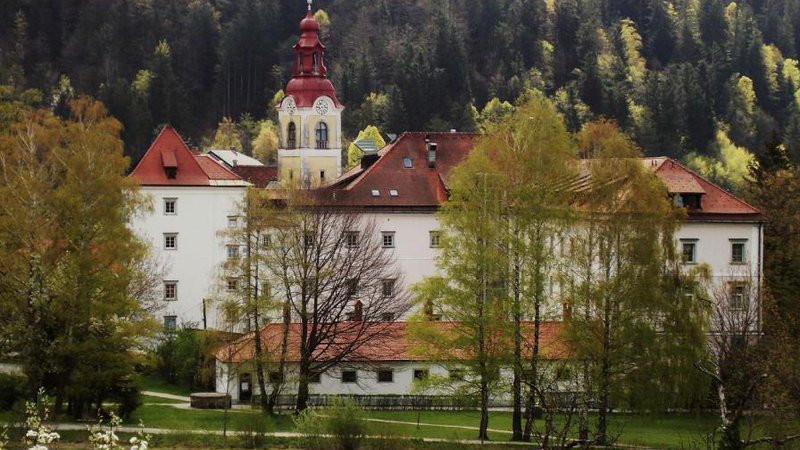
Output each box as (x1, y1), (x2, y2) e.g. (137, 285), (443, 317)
(195, 155), (242, 181)
(321, 132), (479, 209)
(645, 157), (761, 219)
(216, 321), (565, 364)
(320, 132), (761, 220)
(130, 127), (247, 186)
(231, 166), (279, 188)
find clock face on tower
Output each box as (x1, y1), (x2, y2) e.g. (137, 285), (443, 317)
(314, 98), (329, 116)
(284, 97), (297, 115)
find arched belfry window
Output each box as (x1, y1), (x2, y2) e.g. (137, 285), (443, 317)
(312, 53), (319, 74)
(287, 122), (297, 149)
(315, 122), (328, 149)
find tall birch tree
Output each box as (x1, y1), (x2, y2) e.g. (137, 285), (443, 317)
(562, 120), (708, 445)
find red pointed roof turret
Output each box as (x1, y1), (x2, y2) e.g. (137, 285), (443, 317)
(285, 0), (341, 107)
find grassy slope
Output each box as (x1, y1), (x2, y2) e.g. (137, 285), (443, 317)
(128, 405), (720, 448)
(136, 374), (192, 397)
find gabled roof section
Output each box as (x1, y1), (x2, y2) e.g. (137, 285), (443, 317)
(645, 157), (761, 219)
(130, 127), (248, 187)
(319, 132), (760, 221)
(320, 132), (479, 208)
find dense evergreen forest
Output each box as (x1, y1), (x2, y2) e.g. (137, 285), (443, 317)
(2, 0), (800, 182)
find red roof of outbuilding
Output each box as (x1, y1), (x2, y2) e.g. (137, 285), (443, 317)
(130, 127), (247, 186)
(216, 321), (565, 364)
(320, 132), (761, 221)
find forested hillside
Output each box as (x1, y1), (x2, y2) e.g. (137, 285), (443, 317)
(2, 0), (800, 181)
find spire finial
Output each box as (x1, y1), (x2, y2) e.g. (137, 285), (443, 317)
(307, 0), (312, 11)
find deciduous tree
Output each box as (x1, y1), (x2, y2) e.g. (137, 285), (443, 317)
(0, 98), (157, 418)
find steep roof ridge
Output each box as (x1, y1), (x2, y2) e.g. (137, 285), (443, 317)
(130, 126), (213, 186)
(656, 157), (760, 214)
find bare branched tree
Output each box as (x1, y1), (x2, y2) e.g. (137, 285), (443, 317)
(698, 270), (800, 450)
(266, 193), (410, 411)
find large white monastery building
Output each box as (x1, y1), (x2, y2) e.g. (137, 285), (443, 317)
(128, 2), (765, 401)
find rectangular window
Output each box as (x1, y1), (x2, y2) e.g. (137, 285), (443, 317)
(341, 370), (357, 383)
(227, 216), (238, 228)
(377, 369), (394, 383)
(730, 283), (747, 310)
(268, 371), (284, 384)
(382, 279), (395, 298)
(320, 170), (325, 181)
(163, 315), (177, 330)
(381, 312), (395, 322)
(164, 281), (178, 301)
(382, 232), (395, 248)
(346, 231), (359, 248)
(731, 240), (747, 264)
(304, 233), (315, 248)
(309, 372), (321, 383)
(449, 369), (464, 381)
(164, 233), (177, 250)
(429, 231), (441, 248)
(681, 240), (697, 264)
(227, 245), (239, 259)
(413, 369), (429, 381)
(164, 198), (177, 215)
(262, 234), (271, 248)
(345, 278), (358, 299)
(226, 278), (238, 292)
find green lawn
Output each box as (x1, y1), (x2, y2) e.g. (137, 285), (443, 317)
(140, 394), (186, 404)
(127, 404), (721, 448)
(129, 404), (293, 432)
(136, 373), (192, 396)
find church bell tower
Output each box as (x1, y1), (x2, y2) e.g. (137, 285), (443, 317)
(277, 0), (343, 187)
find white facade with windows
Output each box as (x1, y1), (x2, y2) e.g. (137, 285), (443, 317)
(130, 185), (246, 329)
(216, 360), (452, 403)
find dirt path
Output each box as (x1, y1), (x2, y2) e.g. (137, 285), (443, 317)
(141, 391), (191, 402)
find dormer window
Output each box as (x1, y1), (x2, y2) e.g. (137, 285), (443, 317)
(162, 150), (178, 179)
(673, 193), (702, 210)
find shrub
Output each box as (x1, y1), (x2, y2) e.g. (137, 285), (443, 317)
(154, 325), (219, 391)
(293, 407), (326, 450)
(0, 373), (27, 410)
(112, 377), (141, 420)
(236, 414), (268, 448)
(326, 398), (367, 450)
(293, 398), (368, 450)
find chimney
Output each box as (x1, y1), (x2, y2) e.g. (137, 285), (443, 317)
(427, 142), (438, 168)
(351, 300), (363, 322)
